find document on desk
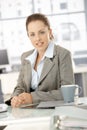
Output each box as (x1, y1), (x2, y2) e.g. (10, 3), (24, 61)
(52, 106), (87, 129)
(58, 116), (87, 128)
(20, 101), (74, 109)
(36, 100), (74, 108)
(0, 104), (8, 113)
(76, 97), (87, 109)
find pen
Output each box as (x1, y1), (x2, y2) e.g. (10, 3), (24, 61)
(20, 103), (39, 108)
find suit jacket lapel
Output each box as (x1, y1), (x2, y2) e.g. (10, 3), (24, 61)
(39, 57), (55, 84)
(39, 45), (57, 84)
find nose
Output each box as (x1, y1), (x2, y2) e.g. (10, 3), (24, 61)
(35, 34), (40, 41)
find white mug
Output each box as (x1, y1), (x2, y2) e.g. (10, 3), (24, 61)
(61, 84), (82, 103)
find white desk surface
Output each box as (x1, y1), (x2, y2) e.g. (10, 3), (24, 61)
(0, 106), (54, 130)
(1, 97), (87, 130)
(4, 100), (87, 130)
(4, 122), (50, 130)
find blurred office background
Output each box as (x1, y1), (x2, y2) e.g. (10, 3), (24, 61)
(0, 0), (87, 96)
(0, 0), (87, 71)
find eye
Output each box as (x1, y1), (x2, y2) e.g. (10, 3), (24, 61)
(39, 31), (45, 34)
(29, 33), (35, 37)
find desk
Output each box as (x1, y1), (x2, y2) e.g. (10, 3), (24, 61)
(3, 105), (87, 130)
(74, 65), (87, 74)
(1, 97), (87, 130)
(0, 106), (54, 130)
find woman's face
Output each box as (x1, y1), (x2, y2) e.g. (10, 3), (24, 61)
(27, 20), (52, 53)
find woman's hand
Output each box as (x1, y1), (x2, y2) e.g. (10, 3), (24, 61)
(11, 93), (33, 108)
(11, 96), (23, 108)
(18, 92), (33, 104)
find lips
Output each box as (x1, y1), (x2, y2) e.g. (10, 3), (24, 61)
(36, 42), (43, 46)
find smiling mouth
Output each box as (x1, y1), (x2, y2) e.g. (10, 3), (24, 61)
(36, 42), (44, 46)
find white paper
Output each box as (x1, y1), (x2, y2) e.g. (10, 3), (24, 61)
(52, 106), (87, 129)
(0, 104), (8, 112)
(61, 117), (87, 128)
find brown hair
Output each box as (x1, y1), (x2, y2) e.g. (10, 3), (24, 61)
(26, 13), (54, 39)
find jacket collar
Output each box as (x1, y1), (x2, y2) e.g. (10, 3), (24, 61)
(25, 41), (54, 65)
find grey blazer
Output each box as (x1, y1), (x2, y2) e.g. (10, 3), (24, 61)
(12, 44), (75, 103)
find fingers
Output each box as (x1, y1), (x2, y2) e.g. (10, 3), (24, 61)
(11, 93), (32, 108)
(19, 93), (33, 104)
(11, 96), (24, 108)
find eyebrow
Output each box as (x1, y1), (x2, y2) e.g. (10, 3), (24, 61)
(28, 27), (47, 33)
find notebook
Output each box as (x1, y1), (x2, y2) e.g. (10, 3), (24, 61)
(50, 106), (87, 130)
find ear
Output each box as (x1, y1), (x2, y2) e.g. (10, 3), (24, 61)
(49, 29), (54, 40)
(50, 28), (52, 34)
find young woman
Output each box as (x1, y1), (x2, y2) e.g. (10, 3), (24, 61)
(11, 13), (75, 107)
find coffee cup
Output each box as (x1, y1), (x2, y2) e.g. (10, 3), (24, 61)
(61, 84), (82, 103)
